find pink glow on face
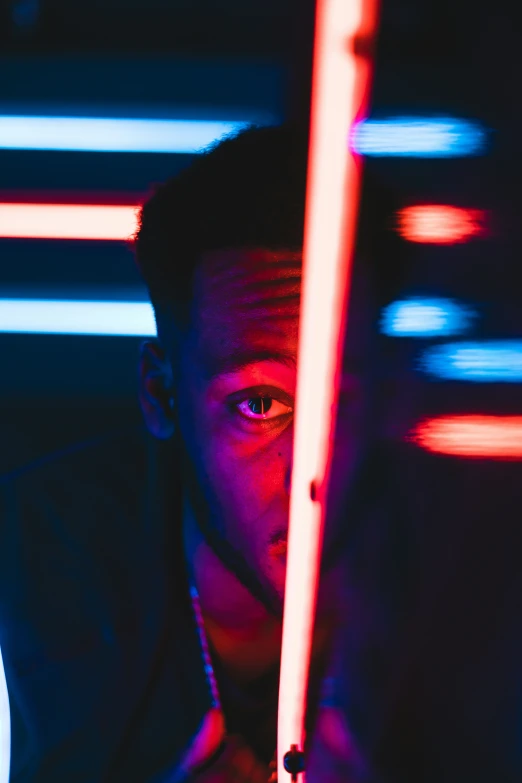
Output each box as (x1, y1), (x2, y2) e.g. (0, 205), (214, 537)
(410, 415), (522, 459)
(276, 0), (380, 778)
(0, 203), (138, 240)
(397, 205), (486, 244)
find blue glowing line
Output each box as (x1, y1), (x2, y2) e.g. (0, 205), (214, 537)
(380, 297), (475, 337)
(0, 647), (10, 783)
(0, 117), (249, 153)
(352, 116), (486, 157)
(0, 299), (157, 336)
(420, 341), (522, 382)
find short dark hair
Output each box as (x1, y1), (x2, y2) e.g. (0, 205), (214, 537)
(135, 123), (409, 322)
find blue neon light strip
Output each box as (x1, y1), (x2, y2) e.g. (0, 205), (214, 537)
(0, 297), (480, 339)
(352, 116), (486, 157)
(0, 117), (249, 153)
(0, 299), (157, 336)
(420, 341), (522, 382)
(0, 647), (10, 783)
(380, 297), (475, 338)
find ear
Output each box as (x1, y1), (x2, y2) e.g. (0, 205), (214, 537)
(138, 340), (176, 440)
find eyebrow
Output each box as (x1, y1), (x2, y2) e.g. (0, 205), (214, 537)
(207, 347), (297, 380)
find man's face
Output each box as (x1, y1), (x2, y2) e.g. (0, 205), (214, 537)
(171, 249), (300, 599)
(157, 247), (369, 602)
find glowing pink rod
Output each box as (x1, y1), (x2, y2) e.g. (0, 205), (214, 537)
(0, 203), (139, 240)
(277, 0), (380, 779)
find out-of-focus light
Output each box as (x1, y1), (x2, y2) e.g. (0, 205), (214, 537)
(0, 299), (156, 336)
(12, 0), (39, 28)
(397, 205), (486, 244)
(381, 297), (475, 337)
(0, 203), (138, 240)
(421, 341), (522, 382)
(410, 415), (522, 459)
(351, 116), (486, 157)
(0, 116), (248, 153)
(0, 646), (10, 783)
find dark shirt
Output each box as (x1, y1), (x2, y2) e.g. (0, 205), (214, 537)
(2, 428), (522, 782)
(213, 658), (279, 766)
(0, 426), (211, 782)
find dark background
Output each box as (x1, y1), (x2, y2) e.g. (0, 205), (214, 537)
(1, 3), (522, 781)
(0, 0), (294, 472)
(0, 0), (520, 469)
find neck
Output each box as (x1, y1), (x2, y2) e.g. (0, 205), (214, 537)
(182, 494), (282, 686)
(182, 495), (337, 688)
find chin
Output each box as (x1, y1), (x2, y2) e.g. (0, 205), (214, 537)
(265, 551), (287, 601)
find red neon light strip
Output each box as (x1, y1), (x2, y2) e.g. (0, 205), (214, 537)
(410, 415), (522, 459)
(277, 0), (379, 779)
(397, 205), (486, 244)
(0, 203), (138, 240)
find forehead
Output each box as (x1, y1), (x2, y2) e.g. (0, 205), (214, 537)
(188, 248), (302, 378)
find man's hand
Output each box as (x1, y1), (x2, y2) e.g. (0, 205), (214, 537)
(185, 732), (271, 783)
(167, 708), (270, 782)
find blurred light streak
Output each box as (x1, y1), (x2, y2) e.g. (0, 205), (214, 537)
(0, 646), (10, 783)
(12, 0), (39, 28)
(277, 0), (379, 776)
(397, 205), (486, 244)
(352, 116), (486, 157)
(0, 203), (138, 240)
(420, 341), (522, 382)
(381, 297), (475, 337)
(410, 415), (522, 459)
(0, 116), (248, 153)
(0, 299), (156, 336)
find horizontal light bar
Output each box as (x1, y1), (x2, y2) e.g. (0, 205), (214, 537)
(0, 203), (138, 240)
(410, 415), (522, 459)
(397, 205), (486, 244)
(0, 647), (9, 783)
(0, 116), (248, 153)
(380, 297), (475, 337)
(0, 299), (156, 336)
(420, 341), (522, 382)
(352, 116), (486, 157)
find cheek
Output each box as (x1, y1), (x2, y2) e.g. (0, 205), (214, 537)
(202, 437), (291, 563)
(179, 389), (291, 533)
(204, 430), (289, 521)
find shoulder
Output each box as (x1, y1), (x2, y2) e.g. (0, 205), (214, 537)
(0, 422), (149, 498)
(0, 423), (154, 546)
(0, 425), (206, 781)
(0, 424), (160, 664)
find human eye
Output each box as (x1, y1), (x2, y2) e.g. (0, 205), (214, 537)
(237, 395), (292, 421)
(228, 385), (293, 426)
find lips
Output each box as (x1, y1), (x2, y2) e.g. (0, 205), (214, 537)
(268, 534), (288, 558)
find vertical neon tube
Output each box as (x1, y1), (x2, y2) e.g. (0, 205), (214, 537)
(277, 0), (379, 779)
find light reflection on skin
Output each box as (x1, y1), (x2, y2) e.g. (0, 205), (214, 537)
(176, 248), (301, 613)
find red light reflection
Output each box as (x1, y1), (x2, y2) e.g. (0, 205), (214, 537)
(410, 415), (522, 459)
(397, 205), (486, 244)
